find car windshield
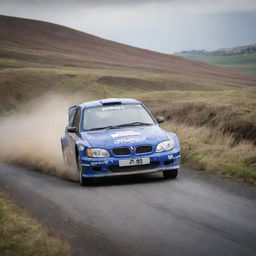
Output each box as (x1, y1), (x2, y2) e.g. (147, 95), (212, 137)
(83, 104), (155, 131)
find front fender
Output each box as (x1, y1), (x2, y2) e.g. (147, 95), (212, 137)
(75, 136), (91, 158)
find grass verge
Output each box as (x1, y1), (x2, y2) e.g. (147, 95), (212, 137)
(0, 190), (70, 256)
(142, 89), (256, 143)
(163, 121), (256, 184)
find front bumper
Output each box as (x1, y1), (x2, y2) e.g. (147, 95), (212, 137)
(79, 151), (181, 178)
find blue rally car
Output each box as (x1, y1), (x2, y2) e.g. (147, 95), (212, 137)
(61, 98), (181, 185)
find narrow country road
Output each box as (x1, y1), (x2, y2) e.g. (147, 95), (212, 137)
(0, 163), (255, 256)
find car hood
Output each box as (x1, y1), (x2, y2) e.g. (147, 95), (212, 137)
(81, 125), (168, 149)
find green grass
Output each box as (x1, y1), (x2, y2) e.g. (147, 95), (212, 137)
(186, 53), (256, 74)
(0, 57), (26, 67)
(0, 190), (70, 256)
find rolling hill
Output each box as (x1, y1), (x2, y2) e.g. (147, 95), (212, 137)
(1, 15), (256, 88)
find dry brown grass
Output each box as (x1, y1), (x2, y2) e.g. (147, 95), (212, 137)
(143, 89), (256, 143)
(162, 121), (256, 183)
(0, 190), (70, 256)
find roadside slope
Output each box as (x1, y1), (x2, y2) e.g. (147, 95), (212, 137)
(0, 189), (70, 256)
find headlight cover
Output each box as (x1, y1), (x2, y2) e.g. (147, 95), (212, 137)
(87, 148), (110, 158)
(156, 139), (175, 152)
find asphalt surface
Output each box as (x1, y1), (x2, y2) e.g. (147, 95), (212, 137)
(0, 163), (256, 256)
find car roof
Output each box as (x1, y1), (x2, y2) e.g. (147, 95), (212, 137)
(77, 98), (141, 109)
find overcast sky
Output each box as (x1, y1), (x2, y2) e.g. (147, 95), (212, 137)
(1, 0), (256, 53)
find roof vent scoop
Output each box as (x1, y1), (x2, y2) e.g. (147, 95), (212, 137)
(100, 99), (121, 105)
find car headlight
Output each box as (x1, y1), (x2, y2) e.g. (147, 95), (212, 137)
(156, 139), (175, 152)
(87, 148), (110, 158)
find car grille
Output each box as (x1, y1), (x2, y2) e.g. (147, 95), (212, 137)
(109, 162), (159, 173)
(112, 147), (131, 156)
(136, 145), (153, 154)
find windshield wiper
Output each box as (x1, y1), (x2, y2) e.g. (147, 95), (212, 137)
(86, 126), (115, 131)
(112, 122), (153, 128)
(86, 122), (153, 131)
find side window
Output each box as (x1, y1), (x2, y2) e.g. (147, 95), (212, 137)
(72, 108), (81, 131)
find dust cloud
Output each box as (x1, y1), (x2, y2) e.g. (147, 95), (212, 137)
(0, 93), (87, 181)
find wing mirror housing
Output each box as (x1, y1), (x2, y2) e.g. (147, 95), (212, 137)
(156, 116), (165, 124)
(67, 126), (77, 133)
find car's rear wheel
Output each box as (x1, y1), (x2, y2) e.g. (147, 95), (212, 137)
(163, 169), (178, 179)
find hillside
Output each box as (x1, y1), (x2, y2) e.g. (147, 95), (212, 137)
(1, 15), (256, 88)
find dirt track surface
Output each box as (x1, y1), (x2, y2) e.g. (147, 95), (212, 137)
(0, 163), (256, 256)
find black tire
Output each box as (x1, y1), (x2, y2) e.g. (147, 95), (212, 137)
(163, 169), (178, 179)
(77, 156), (89, 186)
(79, 169), (88, 186)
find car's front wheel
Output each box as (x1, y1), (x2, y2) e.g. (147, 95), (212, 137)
(79, 169), (88, 186)
(77, 156), (89, 186)
(163, 169), (178, 179)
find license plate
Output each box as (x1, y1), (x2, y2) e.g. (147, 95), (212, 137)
(119, 157), (150, 167)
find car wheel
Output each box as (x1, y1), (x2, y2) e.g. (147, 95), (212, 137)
(163, 169), (178, 179)
(79, 169), (88, 186)
(77, 156), (88, 186)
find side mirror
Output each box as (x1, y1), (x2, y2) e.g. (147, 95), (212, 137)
(67, 126), (77, 133)
(156, 116), (165, 124)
